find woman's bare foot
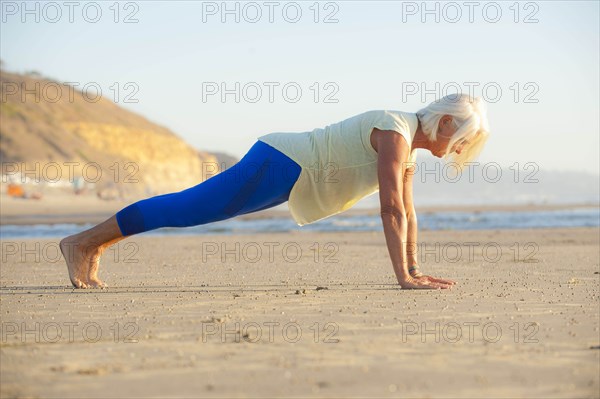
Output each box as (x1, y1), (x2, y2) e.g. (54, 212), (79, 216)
(87, 255), (107, 289)
(60, 215), (125, 289)
(59, 236), (101, 288)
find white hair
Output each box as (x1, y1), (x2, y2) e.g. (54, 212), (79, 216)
(416, 93), (490, 170)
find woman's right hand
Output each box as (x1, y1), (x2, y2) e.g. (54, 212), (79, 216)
(398, 275), (453, 289)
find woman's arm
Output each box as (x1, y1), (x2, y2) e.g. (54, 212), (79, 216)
(374, 130), (451, 289)
(403, 166), (419, 274)
(403, 160), (457, 287)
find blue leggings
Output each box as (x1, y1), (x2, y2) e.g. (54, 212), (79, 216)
(115, 140), (301, 236)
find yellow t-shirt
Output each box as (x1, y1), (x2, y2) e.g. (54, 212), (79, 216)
(257, 110), (418, 226)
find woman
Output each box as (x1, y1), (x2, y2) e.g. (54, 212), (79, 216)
(60, 94), (490, 290)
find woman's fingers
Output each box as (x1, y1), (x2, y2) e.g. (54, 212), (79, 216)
(429, 277), (457, 285)
(428, 281), (452, 289)
(411, 280), (452, 290)
(399, 276), (454, 289)
(419, 275), (457, 285)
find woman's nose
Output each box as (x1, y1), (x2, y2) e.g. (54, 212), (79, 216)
(456, 147), (462, 155)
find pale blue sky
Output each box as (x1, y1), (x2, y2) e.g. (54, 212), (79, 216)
(1, 1), (598, 173)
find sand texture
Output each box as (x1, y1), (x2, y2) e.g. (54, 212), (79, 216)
(1, 228), (599, 398)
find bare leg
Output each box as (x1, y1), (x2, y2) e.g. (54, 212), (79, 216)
(59, 215), (125, 289)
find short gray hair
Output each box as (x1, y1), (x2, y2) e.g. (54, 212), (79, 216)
(416, 93), (490, 169)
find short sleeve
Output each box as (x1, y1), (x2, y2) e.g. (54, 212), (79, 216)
(372, 110), (414, 168)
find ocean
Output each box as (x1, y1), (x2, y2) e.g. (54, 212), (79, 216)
(1, 207), (598, 239)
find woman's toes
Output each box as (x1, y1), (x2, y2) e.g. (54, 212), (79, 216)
(88, 279), (107, 289)
(72, 278), (87, 289)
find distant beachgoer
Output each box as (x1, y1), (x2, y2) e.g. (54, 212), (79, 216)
(60, 94), (490, 289)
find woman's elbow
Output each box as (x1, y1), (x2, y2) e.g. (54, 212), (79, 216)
(405, 206), (417, 221)
(380, 204), (407, 222)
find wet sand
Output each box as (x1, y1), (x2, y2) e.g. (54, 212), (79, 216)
(1, 227), (599, 398)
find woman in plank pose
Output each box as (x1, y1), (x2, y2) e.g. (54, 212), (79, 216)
(60, 93), (489, 290)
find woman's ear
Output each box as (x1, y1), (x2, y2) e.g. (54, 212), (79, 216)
(437, 115), (454, 135)
(440, 115), (453, 126)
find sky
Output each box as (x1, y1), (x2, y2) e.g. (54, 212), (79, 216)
(1, 0), (599, 174)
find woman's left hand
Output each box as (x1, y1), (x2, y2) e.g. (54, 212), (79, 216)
(413, 274), (457, 286)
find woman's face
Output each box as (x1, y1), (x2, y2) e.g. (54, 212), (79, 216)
(429, 115), (458, 158)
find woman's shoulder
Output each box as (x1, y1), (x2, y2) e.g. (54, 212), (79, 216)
(359, 109), (416, 119)
(378, 110), (419, 132)
(362, 109), (415, 128)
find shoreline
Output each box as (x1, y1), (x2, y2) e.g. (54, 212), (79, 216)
(1, 193), (597, 226)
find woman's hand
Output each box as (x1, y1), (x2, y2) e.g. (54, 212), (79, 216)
(407, 265), (457, 288)
(398, 275), (456, 289)
(413, 274), (457, 286)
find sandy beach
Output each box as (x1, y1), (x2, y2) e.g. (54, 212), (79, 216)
(1, 227), (598, 398)
(2, 1), (598, 396)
